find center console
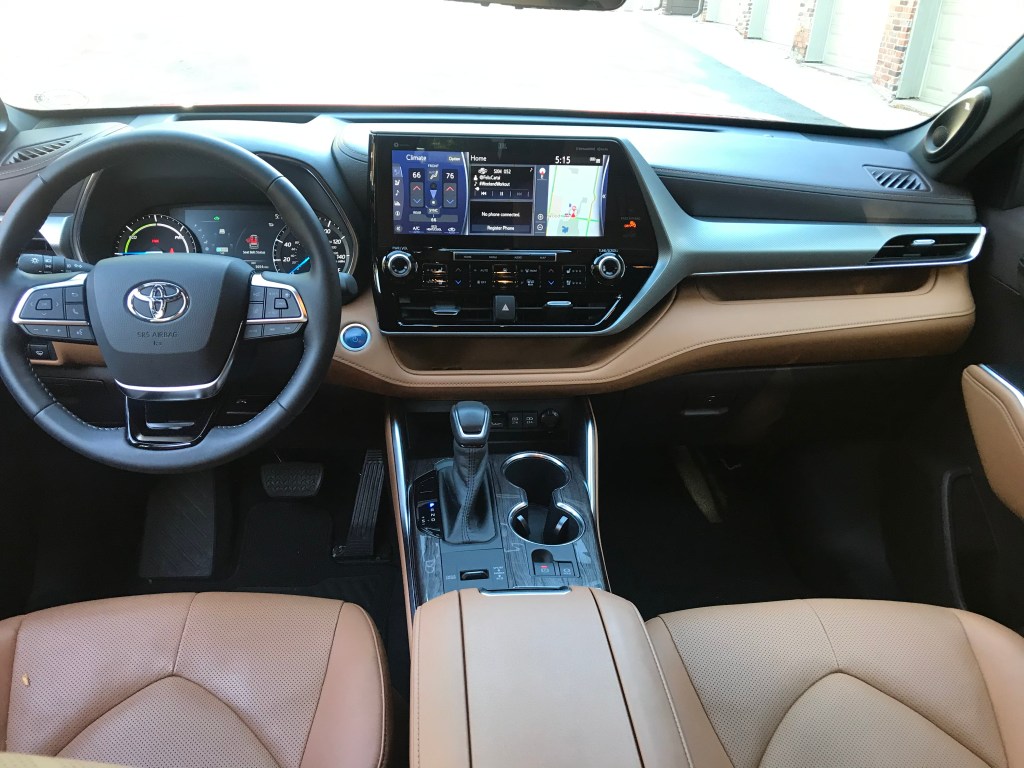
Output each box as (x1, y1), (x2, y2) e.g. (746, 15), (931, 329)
(387, 397), (605, 612)
(370, 133), (658, 333)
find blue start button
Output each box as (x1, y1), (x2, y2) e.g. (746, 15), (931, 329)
(340, 323), (370, 352)
(340, 324), (370, 351)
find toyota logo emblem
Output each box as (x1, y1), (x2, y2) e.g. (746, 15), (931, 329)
(127, 281), (189, 323)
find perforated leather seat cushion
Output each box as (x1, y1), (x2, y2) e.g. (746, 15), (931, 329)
(648, 599), (1024, 768)
(0, 592), (390, 768)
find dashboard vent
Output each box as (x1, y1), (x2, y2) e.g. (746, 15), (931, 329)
(3, 135), (78, 165)
(870, 234), (977, 265)
(866, 166), (929, 191)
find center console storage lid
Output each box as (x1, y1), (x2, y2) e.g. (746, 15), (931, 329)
(411, 587), (689, 768)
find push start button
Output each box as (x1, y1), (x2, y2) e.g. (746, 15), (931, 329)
(340, 323), (370, 351)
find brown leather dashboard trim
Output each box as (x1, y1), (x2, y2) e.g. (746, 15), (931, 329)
(330, 266), (974, 396)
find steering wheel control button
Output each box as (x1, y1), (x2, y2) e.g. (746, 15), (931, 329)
(68, 325), (95, 342)
(26, 342), (55, 361)
(243, 324), (264, 340)
(65, 303), (88, 322)
(247, 302), (264, 320)
(340, 324), (370, 352)
(264, 322), (301, 337)
(493, 295), (516, 323)
(249, 285), (266, 303)
(24, 324), (68, 339)
(21, 288), (64, 321)
(64, 285), (85, 303)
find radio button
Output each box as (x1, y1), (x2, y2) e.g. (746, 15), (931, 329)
(384, 251), (415, 279)
(594, 252), (626, 282)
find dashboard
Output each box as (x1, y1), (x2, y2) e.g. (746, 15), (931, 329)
(0, 113), (987, 396)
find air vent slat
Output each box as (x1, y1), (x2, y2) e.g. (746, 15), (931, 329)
(865, 165), (929, 192)
(870, 233), (978, 265)
(3, 135), (79, 165)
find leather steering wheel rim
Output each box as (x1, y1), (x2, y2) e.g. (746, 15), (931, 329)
(0, 128), (342, 473)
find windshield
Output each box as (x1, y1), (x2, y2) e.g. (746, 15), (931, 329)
(2, 0), (1022, 130)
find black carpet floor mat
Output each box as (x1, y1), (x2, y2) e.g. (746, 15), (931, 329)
(599, 447), (811, 620)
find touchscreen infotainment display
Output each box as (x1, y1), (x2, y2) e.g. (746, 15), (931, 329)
(388, 144), (610, 237)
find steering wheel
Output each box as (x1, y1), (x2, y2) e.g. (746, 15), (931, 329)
(0, 129), (341, 473)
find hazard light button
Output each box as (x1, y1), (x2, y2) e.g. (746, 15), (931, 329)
(493, 295), (516, 323)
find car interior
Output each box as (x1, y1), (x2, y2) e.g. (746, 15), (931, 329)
(1, 1), (1024, 766)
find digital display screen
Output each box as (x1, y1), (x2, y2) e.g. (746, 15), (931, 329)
(389, 147), (610, 237)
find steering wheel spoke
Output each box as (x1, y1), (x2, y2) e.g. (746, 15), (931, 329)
(125, 396), (220, 449)
(242, 272), (308, 341)
(12, 271), (97, 345)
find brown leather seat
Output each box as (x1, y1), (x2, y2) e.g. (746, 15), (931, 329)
(0, 593), (390, 768)
(648, 599), (1024, 768)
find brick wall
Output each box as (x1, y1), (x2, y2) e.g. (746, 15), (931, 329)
(792, 0), (818, 60)
(873, 0), (919, 95)
(735, 0), (755, 37)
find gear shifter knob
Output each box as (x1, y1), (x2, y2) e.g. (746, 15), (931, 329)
(451, 401), (491, 448)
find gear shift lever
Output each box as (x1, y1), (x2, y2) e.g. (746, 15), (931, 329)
(436, 401), (497, 544)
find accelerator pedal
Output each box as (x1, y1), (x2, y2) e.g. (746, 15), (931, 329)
(334, 449), (385, 560)
(261, 462), (324, 499)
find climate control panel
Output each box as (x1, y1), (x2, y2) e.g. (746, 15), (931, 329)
(373, 247), (655, 332)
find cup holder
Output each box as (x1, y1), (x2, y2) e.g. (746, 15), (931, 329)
(503, 453), (584, 546)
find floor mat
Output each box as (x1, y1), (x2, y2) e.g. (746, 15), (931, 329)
(599, 447), (811, 620)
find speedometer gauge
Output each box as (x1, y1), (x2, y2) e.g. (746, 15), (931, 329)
(115, 214), (197, 255)
(272, 215), (351, 274)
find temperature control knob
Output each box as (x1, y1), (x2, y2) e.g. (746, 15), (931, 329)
(593, 252), (625, 283)
(383, 251), (414, 279)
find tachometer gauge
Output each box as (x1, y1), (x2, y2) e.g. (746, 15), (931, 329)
(115, 214), (198, 255)
(272, 215), (351, 274)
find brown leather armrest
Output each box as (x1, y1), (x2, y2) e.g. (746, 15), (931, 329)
(962, 364), (1024, 520)
(411, 587), (689, 768)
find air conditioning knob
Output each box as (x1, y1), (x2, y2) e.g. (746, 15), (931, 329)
(383, 251), (414, 279)
(593, 252), (625, 283)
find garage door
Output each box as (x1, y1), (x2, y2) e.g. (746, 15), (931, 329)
(823, 0), (889, 76)
(762, 0), (800, 45)
(706, 0), (743, 25)
(920, 0), (1024, 107)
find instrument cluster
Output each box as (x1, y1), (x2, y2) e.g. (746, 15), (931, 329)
(114, 206), (354, 275)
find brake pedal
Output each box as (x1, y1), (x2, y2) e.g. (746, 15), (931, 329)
(261, 462), (324, 499)
(334, 450), (385, 560)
